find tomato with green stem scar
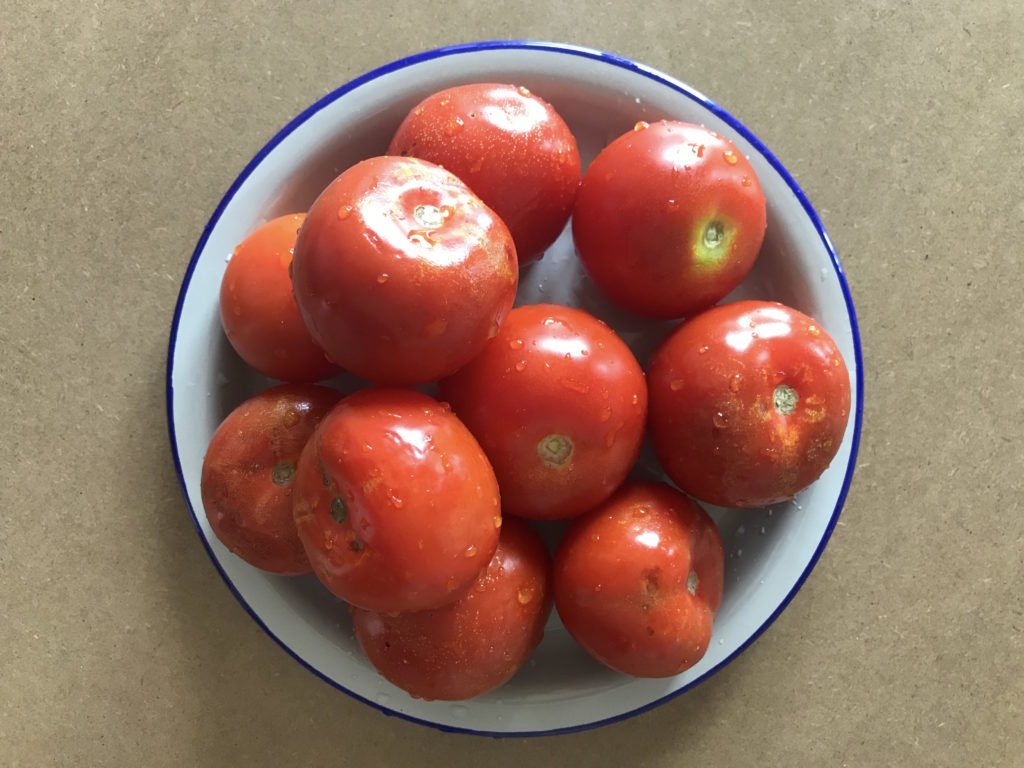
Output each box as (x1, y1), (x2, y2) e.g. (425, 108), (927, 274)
(439, 304), (646, 520)
(573, 120), (766, 319)
(648, 300), (852, 507)
(292, 388), (502, 613)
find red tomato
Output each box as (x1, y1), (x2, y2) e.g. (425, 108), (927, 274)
(219, 214), (340, 382)
(200, 383), (341, 575)
(292, 388), (501, 613)
(388, 83), (581, 265)
(553, 482), (724, 678)
(439, 304), (647, 520)
(573, 120), (766, 319)
(648, 300), (852, 507)
(352, 518), (552, 700)
(291, 156), (517, 386)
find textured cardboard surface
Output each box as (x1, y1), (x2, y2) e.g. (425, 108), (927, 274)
(2, 1), (1022, 765)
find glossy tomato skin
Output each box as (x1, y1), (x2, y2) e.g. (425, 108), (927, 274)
(648, 300), (852, 507)
(352, 518), (552, 700)
(439, 304), (647, 520)
(388, 83), (581, 265)
(291, 156), (518, 386)
(200, 384), (341, 575)
(573, 120), (766, 319)
(292, 388), (501, 613)
(219, 214), (340, 382)
(554, 482), (724, 677)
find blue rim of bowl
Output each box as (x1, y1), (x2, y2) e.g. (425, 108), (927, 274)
(166, 39), (864, 738)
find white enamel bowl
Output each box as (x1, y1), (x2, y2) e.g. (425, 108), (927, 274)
(167, 41), (863, 736)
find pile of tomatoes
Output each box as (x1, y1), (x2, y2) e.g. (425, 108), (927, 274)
(202, 83), (851, 701)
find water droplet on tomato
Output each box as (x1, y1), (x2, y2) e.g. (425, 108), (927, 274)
(487, 320), (500, 339)
(517, 587), (534, 605)
(414, 107), (423, 116)
(494, 516), (503, 529)
(632, 393), (640, 405)
(723, 150), (738, 165)
(464, 545), (477, 558)
(387, 492), (404, 509)
(337, 205), (352, 220)
(699, 345), (709, 354)
(517, 85), (532, 97)
(376, 272), (389, 284)
(559, 377), (589, 394)
(633, 120), (649, 132)
(742, 175), (753, 187)
(514, 360), (527, 372)
(808, 324), (820, 336)
(729, 374), (742, 392)
(670, 379), (684, 391)
(713, 412), (728, 429)
(509, 338), (524, 350)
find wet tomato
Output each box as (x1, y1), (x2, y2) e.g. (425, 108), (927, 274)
(200, 383), (341, 574)
(648, 300), (852, 507)
(352, 518), (552, 700)
(219, 213), (340, 382)
(291, 156), (518, 386)
(573, 120), (766, 319)
(388, 83), (581, 265)
(439, 304), (647, 520)
(292, 388), (501, 613)
(553, 482), (724, 677)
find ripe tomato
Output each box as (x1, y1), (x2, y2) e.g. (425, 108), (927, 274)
(292, 388), (501, 613)
(219, 213), (340, 382)
(648, 300), (852, 507)
(439, 304), (647, 520)
(388, 83), (581, 265)
(352, 518), (552, 700)
(572, 120), (766, 319)
(291, 156), (517, 386)
(553, 482), (724, 678)
(200, 383), (341, 575)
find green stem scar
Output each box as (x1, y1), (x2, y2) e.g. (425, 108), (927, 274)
(694, 216), (735, 268)
(703, 221), (724, 248)
(271, 462), (295, 487)
(773, 384), (799, 416)
(686, 570), (699, 596)
(537, 434), (574, 467)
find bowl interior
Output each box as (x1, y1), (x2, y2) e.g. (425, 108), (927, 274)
(168, 43), (861, 735)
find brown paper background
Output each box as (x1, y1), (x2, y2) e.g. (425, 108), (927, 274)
(2, 1), (1021, 765)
